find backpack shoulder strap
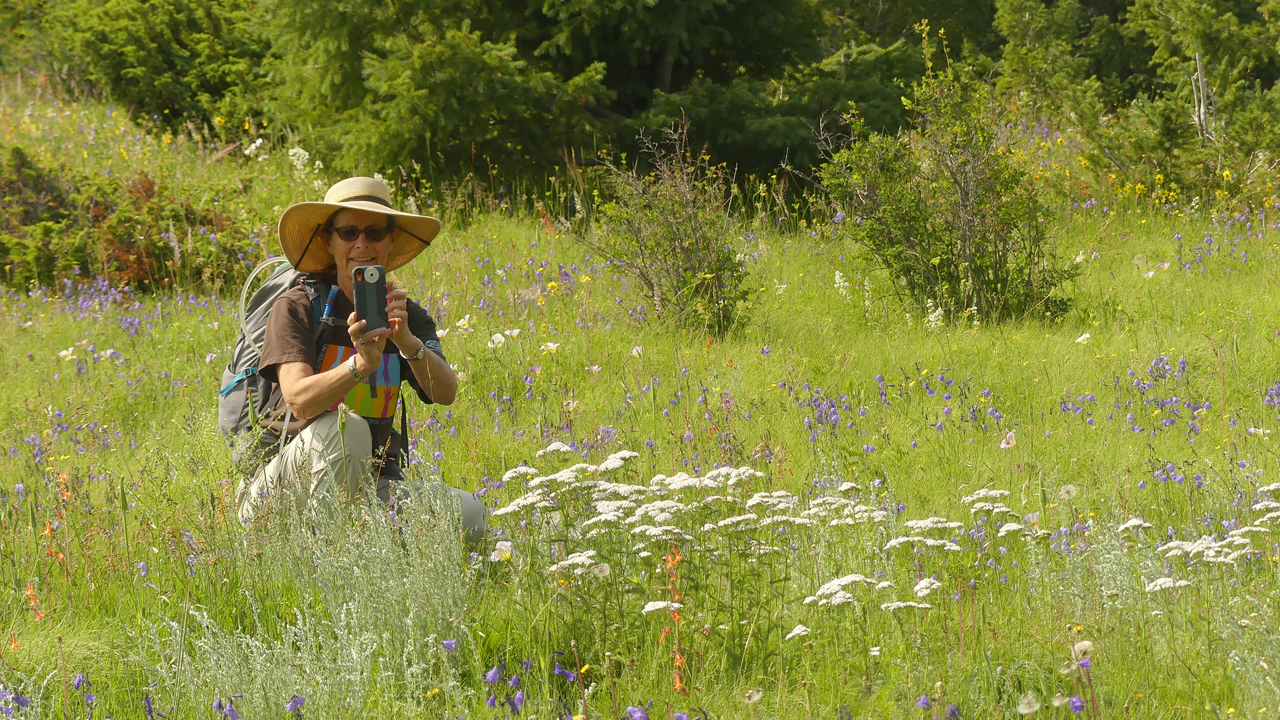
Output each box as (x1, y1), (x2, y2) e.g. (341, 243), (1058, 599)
(298, 275), (340, 370)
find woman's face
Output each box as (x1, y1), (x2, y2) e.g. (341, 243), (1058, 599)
(326, 207), (396, 285)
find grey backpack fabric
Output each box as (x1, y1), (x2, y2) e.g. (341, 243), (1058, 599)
(219, 257), (334, 469)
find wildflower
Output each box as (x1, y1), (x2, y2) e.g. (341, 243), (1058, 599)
(485, 666), (502, 684)
(1075, 333), (1090, 344)
(631, 346), (643, 357)
(947, 704), (961, 719)
(138, 561), (149, 578)
(1078, 657), (1092, 670)
(1016, 692), (1040, 714)
(1068, 696), (1085, 714)
(914, 578), (943, 598)
(513, 690), (525, 709)
(1000, 430), (1016, 449)
(1072, 640), (1094, 659)
(744, 689), (764, 704)
(784, 624), (810, 640)
(490, 541), (514, 562)
(442, 639), (457, 651)
(73, 674), (87, 690)
(540, 342), (560, 353)
(1145, 577), (1190, 592)
(916, 695), (932, 710)
(626, 707), (649, 720)
(536, 441), (573, 457)
(881, 601), (933, 612)
(1059, 484), (1079, 501)
(553, 662), (577, 683)
(285, 695), (306, 716)
(488, 333), (505, 349)
(642, 601), (683, 614)
(587, 365), (602, 374)
(504, 328), (521, 338)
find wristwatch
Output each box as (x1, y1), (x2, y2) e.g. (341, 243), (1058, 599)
(400, 337), (429, 362)
(346, 355), (367, 381)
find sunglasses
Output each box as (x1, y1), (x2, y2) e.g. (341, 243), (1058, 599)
(330, 224), (395, 243)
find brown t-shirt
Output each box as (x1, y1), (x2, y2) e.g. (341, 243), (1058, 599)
(259, 283), (445, 479)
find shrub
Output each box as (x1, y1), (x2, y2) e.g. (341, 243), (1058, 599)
(574, 126), (752, 336)
(0, 144), (259, 290)
(54, 0), (268, 129)
(821, 34), (1076, 323)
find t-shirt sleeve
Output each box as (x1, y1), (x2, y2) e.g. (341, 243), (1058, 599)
(258, 289), (318, 384)
(401, 299), (445, 405)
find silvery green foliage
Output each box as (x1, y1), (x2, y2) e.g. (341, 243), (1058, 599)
(140, 479), (470, 718)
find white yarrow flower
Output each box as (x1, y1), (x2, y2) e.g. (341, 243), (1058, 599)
(784, 624), (811, 641)
(1145, 577), (1191, 593)
(536, 442), (573, 457)
(913, 578), (943, 598)
(641, 600), (682, 614)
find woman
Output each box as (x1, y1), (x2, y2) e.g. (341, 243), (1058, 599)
(236, 176), (485, 542)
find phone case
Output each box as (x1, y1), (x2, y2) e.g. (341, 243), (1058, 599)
(352, 265), (389, 332)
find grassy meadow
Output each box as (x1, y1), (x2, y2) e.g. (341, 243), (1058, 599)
(7, 94), (1280, 719)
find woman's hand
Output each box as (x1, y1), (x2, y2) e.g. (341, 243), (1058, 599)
(386, 279), (419, 352)
(347, 311), (389, 375)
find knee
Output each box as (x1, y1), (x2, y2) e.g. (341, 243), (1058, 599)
(451, 487), (488, 547)
(340, 412), (372, 456)
(310, 411), (372, 459)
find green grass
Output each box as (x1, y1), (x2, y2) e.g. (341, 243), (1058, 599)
(5, 92), (1280, 719)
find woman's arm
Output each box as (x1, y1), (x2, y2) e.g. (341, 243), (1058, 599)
(277, 361), (364, 420)
(385, 280), (456, 405)
(279, 312), (389, 420)
(402, 340), (457, 405)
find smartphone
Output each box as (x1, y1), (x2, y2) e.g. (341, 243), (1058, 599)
(352, 265), (389, 333)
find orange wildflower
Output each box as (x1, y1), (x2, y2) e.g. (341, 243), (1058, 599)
(40, 520), (53, 537)
(659, 626), (671, 645)
(673, 669), (687, 695)
(663, 546), (684, 569)
(8, 634), (17, 650)
(23, 581), (37, 607)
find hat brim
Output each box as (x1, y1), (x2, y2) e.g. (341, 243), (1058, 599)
(278, 200), (441, 273)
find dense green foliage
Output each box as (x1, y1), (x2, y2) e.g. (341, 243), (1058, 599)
(11, 0), (1280, 203)
(0, 141), (259, 290)
(822, 39), (1076, 321)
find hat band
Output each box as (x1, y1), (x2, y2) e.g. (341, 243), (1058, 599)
(336, 194), (392, 208)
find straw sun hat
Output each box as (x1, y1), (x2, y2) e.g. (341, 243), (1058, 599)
(278, 176), (441, 273)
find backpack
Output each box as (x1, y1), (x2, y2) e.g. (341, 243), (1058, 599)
(218, 257), (337, 457)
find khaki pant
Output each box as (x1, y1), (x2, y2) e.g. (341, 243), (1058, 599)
(236, 411), (487, 543)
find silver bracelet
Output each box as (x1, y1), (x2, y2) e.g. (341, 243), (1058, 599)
(346, 355), (367, 381)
